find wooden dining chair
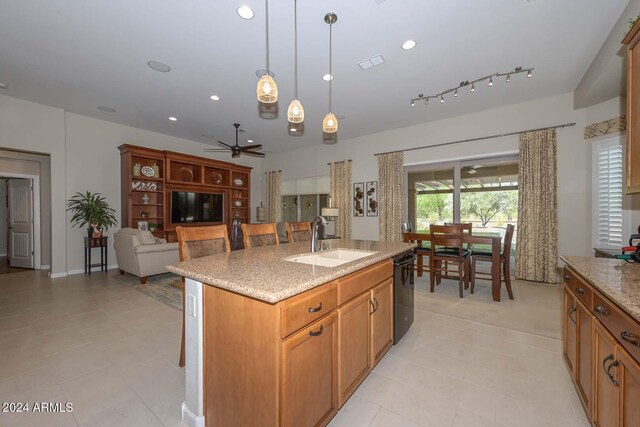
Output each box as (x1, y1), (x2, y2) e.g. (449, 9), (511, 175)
(242, 223), (280, 248)
(175, 225), (231, 367)
(285, 221), (312, 242)
(429, 224), (470, 298)
(440, 222), (473, 283)
(471, 224), (514, 299)
(403, 232), (430, 277)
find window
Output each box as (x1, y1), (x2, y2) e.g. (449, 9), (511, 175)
(592, 137), (625, 248)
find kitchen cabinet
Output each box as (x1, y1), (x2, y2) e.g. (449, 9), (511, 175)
(593, 320), (640, 427)
(202, 259), (393, 426)
(562, 271), (592, 415)
(282, 312), (338, 427)
(623, 22), (640, 194)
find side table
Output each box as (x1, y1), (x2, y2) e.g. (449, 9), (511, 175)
(84, 236), (108, 274)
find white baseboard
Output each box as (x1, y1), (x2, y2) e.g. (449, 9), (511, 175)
(49, 271), (68, 278)
(182, 402), (204, 427)
(40, 264), (50, 270)
(66, 264), (119, 276)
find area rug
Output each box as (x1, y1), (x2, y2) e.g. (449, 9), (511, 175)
(113, 272), (183, 311)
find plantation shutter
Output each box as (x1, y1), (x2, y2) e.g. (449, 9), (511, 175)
(595, 140), (623, 246)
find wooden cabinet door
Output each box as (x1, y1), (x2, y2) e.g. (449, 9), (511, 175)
(370, 279), (393, 368)
(337, 292), (371, 407)
(563, 288), (577, 376)
(282, 312), (338, 427)
(618, 348), (640, 427)
(624, 24), (640, 194)
(593, 321), (618, 427)
(575, 299), (592, 413)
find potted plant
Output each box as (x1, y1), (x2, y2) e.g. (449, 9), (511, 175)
(66, 191), (118, 238)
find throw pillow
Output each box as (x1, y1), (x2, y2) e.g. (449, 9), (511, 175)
(138, 230), (157, 245)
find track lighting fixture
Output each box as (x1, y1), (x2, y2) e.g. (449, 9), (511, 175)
(410, 100), (415, 107)
(409, 66), (534, 107)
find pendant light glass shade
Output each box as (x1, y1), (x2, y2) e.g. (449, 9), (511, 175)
(287, 99), (304, 122)
(257, 75), (278, 103)
(257, 0), (278, 103)
(323, 112), (338, 133)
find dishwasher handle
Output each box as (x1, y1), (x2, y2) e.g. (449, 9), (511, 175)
(394, 252), (416, 267)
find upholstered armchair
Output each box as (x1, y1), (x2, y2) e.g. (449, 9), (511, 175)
(113, 228), (179, 283)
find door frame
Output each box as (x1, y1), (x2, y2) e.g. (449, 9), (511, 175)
(2, 173), (41, 269)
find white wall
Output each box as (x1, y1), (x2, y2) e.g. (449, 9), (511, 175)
(264, 93), (640, 259)
(0, 180), (6, 256)
(0, 93), (264, 275)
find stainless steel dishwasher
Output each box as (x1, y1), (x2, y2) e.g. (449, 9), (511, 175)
(393, 250), (416, 344)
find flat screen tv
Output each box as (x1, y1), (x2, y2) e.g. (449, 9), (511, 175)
(171, 191), (224, 224)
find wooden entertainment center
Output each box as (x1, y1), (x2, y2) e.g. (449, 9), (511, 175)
(118, 144), (252, 242)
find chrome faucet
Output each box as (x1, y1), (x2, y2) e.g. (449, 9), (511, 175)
(310, 216), (328, 252)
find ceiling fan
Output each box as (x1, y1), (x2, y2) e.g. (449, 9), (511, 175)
(204, 123), (265, 158)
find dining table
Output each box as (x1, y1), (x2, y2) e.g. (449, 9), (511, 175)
(402, 231), (505, 302)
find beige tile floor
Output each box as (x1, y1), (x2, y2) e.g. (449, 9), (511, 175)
(0, 269), (588, 427)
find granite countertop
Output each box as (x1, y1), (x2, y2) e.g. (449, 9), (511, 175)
(167, 239), (416, 304)
(561, 256), (640, 323)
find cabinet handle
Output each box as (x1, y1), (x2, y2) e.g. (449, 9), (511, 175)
(374, 297), (379, 312)
(308, 302), (323, 313)
(606, 360), (620, 387)
(369, 299), (376, 315)
(567, 305), (577, 324)
(602, 354), (614, 375)
(621, 331), (640, 348)
(575, 287), (585, 295)
(595, 305), (608, 316)
(308, 325), (324, 337)
(564, 274), (571, 280)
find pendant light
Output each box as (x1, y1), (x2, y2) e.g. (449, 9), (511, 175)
(257, 0), (278, 103)
(287, 0), (304, 123)
(322, 13), (338, 133)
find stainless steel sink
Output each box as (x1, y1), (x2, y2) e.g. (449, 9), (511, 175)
(286, 249), (376, 267)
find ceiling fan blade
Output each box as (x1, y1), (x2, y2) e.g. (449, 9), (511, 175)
(217, 141), (233, 148)
(241, 144), (263, 150)
(242, 150), (266, 157)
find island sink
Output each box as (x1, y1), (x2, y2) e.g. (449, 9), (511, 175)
(286, 249), (377, 267)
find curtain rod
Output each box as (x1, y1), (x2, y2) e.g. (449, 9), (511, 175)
(326, 159), (352, 165)
(373, 122), (576, 156)
(265, 170), (282, 173)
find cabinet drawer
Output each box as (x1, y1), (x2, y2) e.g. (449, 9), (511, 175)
(337, 260), (392, 305)
(281, 283), (338, 339)
(564, 267), (593, 310)
(594, 293), (640, 364)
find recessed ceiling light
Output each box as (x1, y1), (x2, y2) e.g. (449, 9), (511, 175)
(255, 69), (275, 78)
(168, 116), (177, 121)
(323, 74), (333, 81)
(0, 82), (7, 89)
(247, 139), (254, 143)
(97, 106), (116, 113)
(401, 40), (417, 50)
(236, 5), (255, 19)
(210, 95), (220, 101)
(147, 60), (171, 72)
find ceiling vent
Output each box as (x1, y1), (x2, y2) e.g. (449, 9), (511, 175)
(358, 55), (385, 71)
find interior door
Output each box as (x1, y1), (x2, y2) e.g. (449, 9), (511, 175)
(8, 179), (34, 269)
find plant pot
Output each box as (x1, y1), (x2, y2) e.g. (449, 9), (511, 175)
(91, 225), (103, 238)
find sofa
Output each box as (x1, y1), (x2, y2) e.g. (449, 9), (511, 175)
(113, 228), (179, 283)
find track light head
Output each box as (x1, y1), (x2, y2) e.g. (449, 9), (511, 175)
(488, 77), (494, 87)
(454, 89), (458, 97)
(470, 83), (475, 92)
(527, 69), (532, 78)
(506, 74), (511, 83)
(410, 100), (415, 107)
(440, 95), (444, 103)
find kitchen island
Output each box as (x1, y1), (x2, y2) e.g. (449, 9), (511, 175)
(167, 239), (415, 427)
(560, 256), (640, 426)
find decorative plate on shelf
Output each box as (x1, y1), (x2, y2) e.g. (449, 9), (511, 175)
(234, 200), (242, 207)
(178, 167), (194, 182)
(233, 177), (244, 187)
(141, 166), (155, 177)
(211, 171), (223, 185)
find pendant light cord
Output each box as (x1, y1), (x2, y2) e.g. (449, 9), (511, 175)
(294, 0), (298, 99)
(265, 0), (270, 73)
(328, 20), (333, 112)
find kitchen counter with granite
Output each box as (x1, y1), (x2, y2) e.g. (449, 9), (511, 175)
(561, 255), (640, 323)
(167, 239), (416, 304)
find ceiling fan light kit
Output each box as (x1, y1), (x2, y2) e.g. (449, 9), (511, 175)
(409, 66), (534, 107)
(323, 12), (338, 134)
(257, 0), (278, 103)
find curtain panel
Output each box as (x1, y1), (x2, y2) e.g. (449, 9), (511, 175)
(266, 170), (281, 223)
(378, 152), (404, 242)
(329, 160), (352, 239)
(515, 129), (558, 283)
